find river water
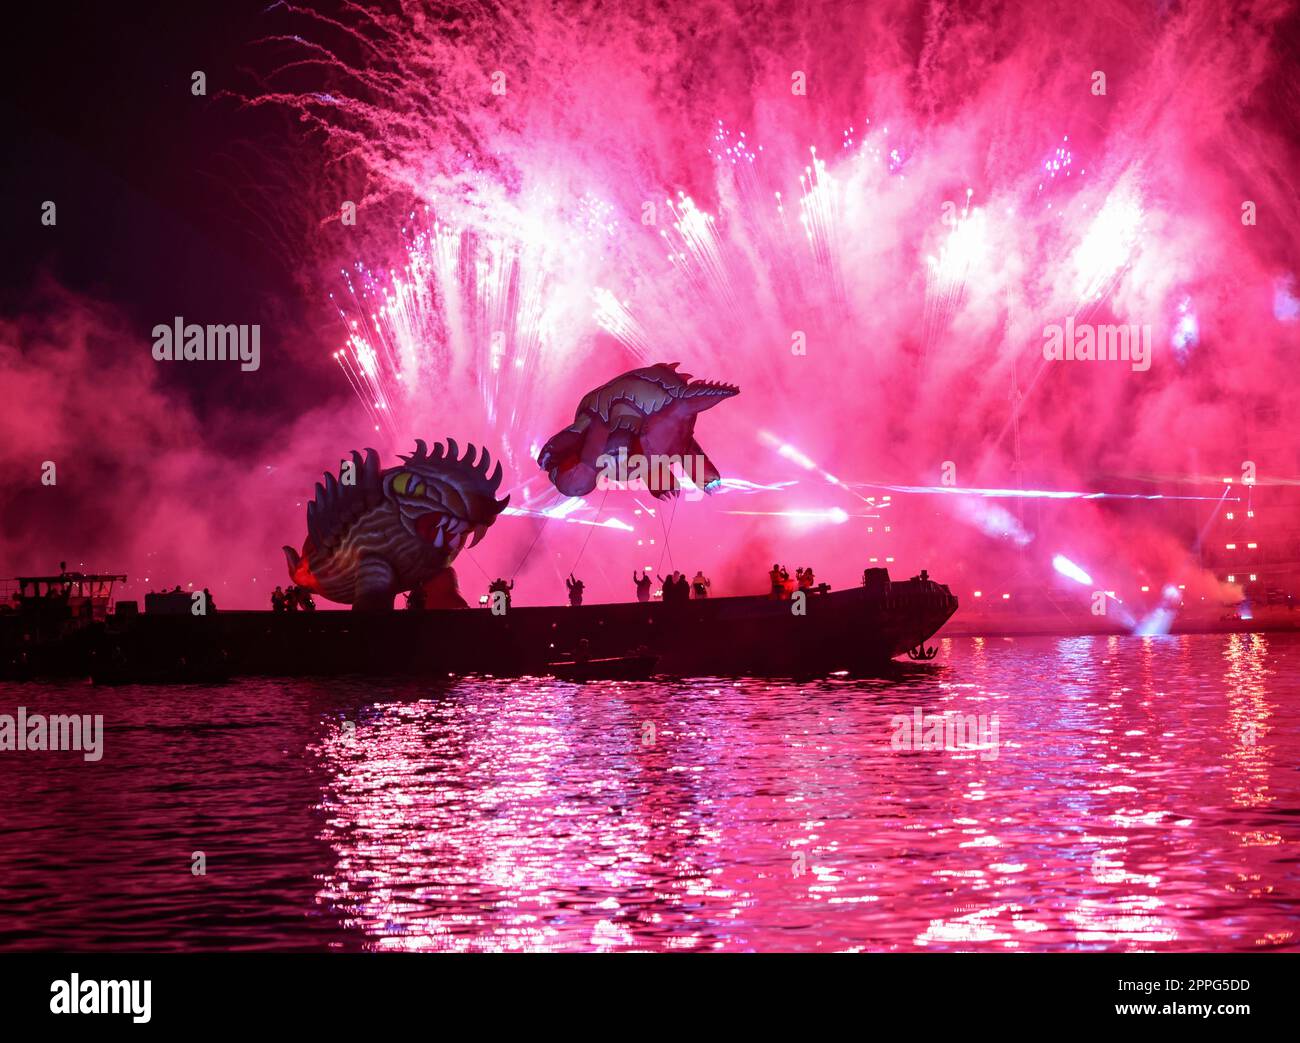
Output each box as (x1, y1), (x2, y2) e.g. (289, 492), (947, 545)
(1, 632), (1297, 951)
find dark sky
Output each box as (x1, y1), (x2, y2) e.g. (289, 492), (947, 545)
(1, 1), (341, 422)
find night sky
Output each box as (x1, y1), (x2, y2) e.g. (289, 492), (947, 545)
(2, 1), (330, 414)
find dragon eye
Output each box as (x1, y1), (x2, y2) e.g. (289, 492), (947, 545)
(392, 472), (414, 495)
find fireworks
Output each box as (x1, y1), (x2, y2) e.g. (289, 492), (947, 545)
(1069, 173), (1145, 314)
(923, 190), (988, 356)
(239, 0), (1298, 607)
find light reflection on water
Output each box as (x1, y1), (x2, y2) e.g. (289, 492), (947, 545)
(1, 633), (1298, 951)
(308, 633), (1298, 952)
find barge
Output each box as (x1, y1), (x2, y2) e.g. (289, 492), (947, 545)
(0, 569), (959, 681)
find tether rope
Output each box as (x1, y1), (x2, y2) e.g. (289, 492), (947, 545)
(655, 493), (679, 575)
(568, 486), (610, 575)
(509, 511), (551, 581)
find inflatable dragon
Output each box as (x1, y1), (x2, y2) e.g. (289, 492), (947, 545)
(538, 362), (739, 499)
(283, 440), (509, 610)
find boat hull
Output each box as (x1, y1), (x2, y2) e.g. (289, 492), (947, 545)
(1, 579), (958, 680)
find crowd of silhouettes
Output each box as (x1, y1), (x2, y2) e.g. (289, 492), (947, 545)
(454, 562), (826, 612)
(767, 564), (817, 599)
(271, 585), (315, 612)
(660, 569), (711, 601)
(257, 565), (826, 613)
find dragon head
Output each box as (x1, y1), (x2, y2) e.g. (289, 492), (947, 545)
(386, 439), (510, 553)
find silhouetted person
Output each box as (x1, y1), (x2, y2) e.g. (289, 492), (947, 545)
(488, 577), (514, 609)
(406, 585), (426, 610)
(691, 570), (711, 598)
(769, 564), (784, 598)
(634, 571), (652, 603)
(566, 573), (584, 607)
(203, 588), (217, 612)
(574, 637), (591, 664)
(272, 586), (287, 612)
(657, 573), (679, 604)
(797, 568), (814, 591)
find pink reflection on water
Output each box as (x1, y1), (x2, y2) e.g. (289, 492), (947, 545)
(310, 634), (1300, 951)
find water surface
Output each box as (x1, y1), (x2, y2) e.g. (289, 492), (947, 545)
(1, 633), (1297, 951)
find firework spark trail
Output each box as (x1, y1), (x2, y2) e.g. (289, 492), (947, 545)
(591, 288), (652, 362)
(1068, 172), (1145, 320)
(663, 193), (744, 323)
(796, 147), (846, 307)
(923, 189), (987, 358)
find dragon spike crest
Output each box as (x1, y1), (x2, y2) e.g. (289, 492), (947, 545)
(682, 378), (740, 400)
(306, 447), (384, 551)
(396, 438), (506, 493)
